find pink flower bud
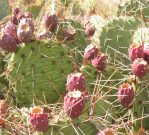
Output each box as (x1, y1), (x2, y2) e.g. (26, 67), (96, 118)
(128, 44), (143, 61)
(118, 83), (135, 108)
(132, 58), (148, 78)
(91, 53), (106, 71)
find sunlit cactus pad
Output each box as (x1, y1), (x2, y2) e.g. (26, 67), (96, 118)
(99, 17), (142, 54)
(0, 0), (149, 134)
(7, 40), (74, 106)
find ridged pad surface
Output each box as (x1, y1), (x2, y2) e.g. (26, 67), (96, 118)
(8, 40), (73, 105)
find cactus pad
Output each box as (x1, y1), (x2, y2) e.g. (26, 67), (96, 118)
(7, 40), (74, 106)
(99, 17), (141, 56)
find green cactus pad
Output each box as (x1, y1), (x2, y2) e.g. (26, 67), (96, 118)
(132, 27), (149, 131)
(60, 121), (97, 135)
(57, 19), (88, 45)
(0, 55), (5, 74)
(131, 83), (149, 131)
(27, 5), (43, 18)
(99, 16), (141, 61)
(57, 19), (90, 65)
(80, 17), (142, 129)
(48, 118), (98, 135)
(82, 64), (125, 127)
(0, 53), (8, 94)
(118, 0), (149, 21)
(7, 40), (74, 106)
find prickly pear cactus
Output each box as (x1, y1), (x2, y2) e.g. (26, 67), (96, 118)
(96, 16), (142, 98)
(80, 16), (145, 132)
(83, 16), (142, 97)
(7, 40), (74, 106)
(130, 26), (149, 131)
(0, 0), (149, 134)
(84, 17), (143, 86)
(131, 83), (149, 131)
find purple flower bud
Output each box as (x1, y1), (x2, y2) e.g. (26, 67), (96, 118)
(4, 21), (17, 37)
(132, 58), (148, 78)
(83, 44), (99, 61)
(128, 44), (143, 61)
(91, 53), (106, 71)
(118, 83), (134, 108)
(66, 72), (87, 92)
(0, 32), (18, 52)
(64, 90), (87, 119)
(85, 24), (95, 38)
(62, 27), (76, 41)
(43, 14), (58, 32)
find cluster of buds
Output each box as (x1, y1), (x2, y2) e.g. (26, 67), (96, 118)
(128, 44), (148, 78)
(83, 44), (106, 72)
(64, 72), (88, 119)
(0, 8), (34, 52)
